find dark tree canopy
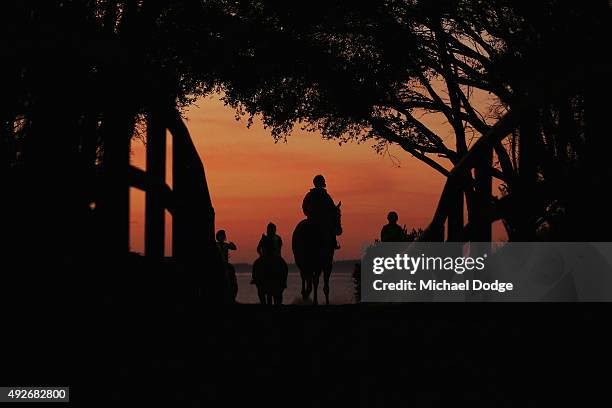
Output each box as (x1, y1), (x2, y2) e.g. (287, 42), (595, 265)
(214, 0), (611, 240)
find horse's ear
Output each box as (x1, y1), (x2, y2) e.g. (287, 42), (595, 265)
(337, 201), (342, 208)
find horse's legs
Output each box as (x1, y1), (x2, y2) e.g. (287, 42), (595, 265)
(301, 277), (308, 300)
(306, 275), (313, 299)
(257, 287), (266, 304)
(300, 270), (313, 300)
(306, 274), (313, 300)
(312, 269), (322, 305)
(323, 266), (332, 305)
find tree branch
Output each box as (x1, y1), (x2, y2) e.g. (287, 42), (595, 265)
(370, 119), (451, 177)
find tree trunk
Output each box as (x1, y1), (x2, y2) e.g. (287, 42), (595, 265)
(515, 108), (539, 241)
(582, 81), (610, 240)
(471, 146), (493, 242)
(425, 111), (517, 239)
(446, 188), (464, 241)
(98, 110), (134, 257)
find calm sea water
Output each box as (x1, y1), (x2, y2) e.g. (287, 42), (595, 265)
(235, 272), (355, 304)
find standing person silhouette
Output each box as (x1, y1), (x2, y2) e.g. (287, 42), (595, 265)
(380, 211), (407, 242)
(216, 229), (238, 302)
(302, 174), (340, 249)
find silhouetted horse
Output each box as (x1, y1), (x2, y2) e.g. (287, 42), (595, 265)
(252, 255), (288, 305)
(292, 202), (342, 305)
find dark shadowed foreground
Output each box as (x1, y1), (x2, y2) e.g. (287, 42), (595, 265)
(6, 295), (611, 406)
(4, 254), (612, 406)
(236, 272), (354, 305)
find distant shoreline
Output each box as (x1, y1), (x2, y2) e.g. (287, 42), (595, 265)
(232, 259), (360, 274)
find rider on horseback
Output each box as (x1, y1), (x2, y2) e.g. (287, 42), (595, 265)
(257, 222), (283, 257)
(252, 222), (288, 305)
(302, 175), (340, 249)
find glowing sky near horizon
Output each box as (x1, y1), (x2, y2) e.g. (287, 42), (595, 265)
(129, 95), (501, 263)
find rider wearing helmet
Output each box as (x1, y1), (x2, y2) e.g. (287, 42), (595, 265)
(380, 211), (407, 242)
(257, 222), (283, 258)
(302, 175), (339, 248)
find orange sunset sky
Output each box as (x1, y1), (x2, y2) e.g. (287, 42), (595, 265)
(129, 94), (501, 263)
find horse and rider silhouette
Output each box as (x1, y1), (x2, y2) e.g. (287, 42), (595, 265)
(252, 222), (289, 305)
(292, 174), (343, 305)
(218, 174), (343, 305)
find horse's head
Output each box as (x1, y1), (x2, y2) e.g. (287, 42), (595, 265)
(334, 201), (343, 236)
